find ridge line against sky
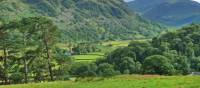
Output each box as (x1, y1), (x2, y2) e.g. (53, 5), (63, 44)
(124, 0), (200, 3)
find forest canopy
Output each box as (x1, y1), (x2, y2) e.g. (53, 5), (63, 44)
(73, 24), (200, 76)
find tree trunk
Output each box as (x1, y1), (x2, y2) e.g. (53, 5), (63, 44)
(44, 38), (54, 81)
(3, 48), (8, 84)
(24, 58), (28, 83)
(23, 34), (28, 84)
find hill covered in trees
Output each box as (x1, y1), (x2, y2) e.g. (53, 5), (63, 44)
(0, 15), (200, 85)
(0, 0), (166, 42)
(127, 0), (200, 26)
(73, 24), (200, 76)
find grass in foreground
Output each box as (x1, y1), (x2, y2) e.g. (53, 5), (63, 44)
(1, 75), (200, 88)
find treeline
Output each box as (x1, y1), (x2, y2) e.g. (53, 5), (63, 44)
(73, 24), (200, 77)
(72, 43), (101, 55)
(0, 17), (73, 84)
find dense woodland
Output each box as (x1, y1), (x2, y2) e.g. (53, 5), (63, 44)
(74, 24), (200, 77)
(0, 15), (200, 85)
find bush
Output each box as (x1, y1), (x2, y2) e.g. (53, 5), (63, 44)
(9, 72), (23, 84)
(97, 63), (119, 77)
(71, 63), (97, 77)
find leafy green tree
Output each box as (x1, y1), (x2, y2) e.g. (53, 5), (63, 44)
(163, 51), (191, 75)
(193, 44), (200, 56)
(128, 41), (152, 62)
(119, 57), (141, 74)
(17, 17), (39, 83)
(30, 56), (48, 82)
(53, 48), (73, 80)
(0, 22), (9, 84)
(1, 18), (42, 83)
(39, 17), (59, 81)
(20, 50), (37, 83)
(191, 57), (200, 71)
(26, 17), (60, 81)
(0, 61), (5, 84)
(143, 55), (175, 75)
(0, 21), (20, 84)
(106, 47), (136, 65)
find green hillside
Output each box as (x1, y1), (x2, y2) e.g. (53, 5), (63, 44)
(0, 0), (166, 42)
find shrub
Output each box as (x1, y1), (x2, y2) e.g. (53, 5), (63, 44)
(97, 63), (119, 77)
(71, 63), (97, 77)
(9, 72), (23, 84)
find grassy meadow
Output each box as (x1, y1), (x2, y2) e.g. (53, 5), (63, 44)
(72, 52), (104, 62)
(1, 75), (200, 88)
(71, 40), (131, 62)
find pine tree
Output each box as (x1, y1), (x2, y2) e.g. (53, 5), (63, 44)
(32, 17), (60, 81)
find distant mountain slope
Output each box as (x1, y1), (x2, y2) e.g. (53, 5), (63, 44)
(127, 0), (200, 26)
(0, 0), (166, 42)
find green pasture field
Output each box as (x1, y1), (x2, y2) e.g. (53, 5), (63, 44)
(102, 40), (131, 47)
(71, 40), (131, 62)
(72, 52), (104, 62)
(1, 75), (200, 88)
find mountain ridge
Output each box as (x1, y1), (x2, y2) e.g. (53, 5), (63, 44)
(127, 0), (200, 26)
(0, 0), (166, 42)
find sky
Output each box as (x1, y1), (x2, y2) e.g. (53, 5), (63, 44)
(192, 0), (200, 3)
(124, 0), (134, 2)
(124, 0), (200, 3)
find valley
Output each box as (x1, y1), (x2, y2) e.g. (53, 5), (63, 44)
(0, 0), (200, 88)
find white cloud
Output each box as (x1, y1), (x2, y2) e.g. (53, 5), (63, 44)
(124, 0), (134, 2)
(124, 0), (200, 3)
(192, 0), (200, 3)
